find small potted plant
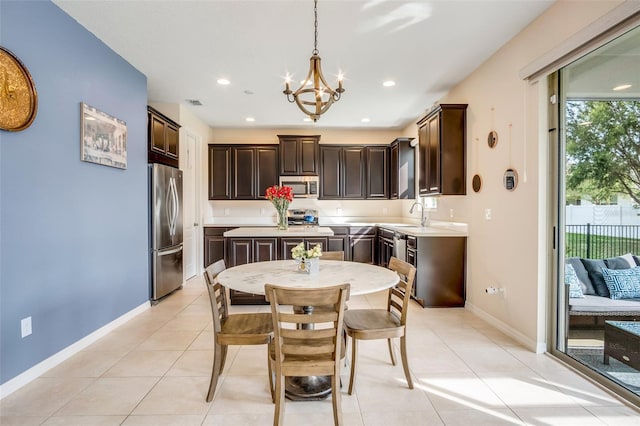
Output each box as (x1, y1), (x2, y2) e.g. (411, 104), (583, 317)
(291, 242), (322, 274)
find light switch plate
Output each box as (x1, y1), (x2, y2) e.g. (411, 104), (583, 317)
(21, 317), (32, 338)
(484, 208), (492, 220)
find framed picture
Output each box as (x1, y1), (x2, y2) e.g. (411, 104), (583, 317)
(80, 102), (127, 169)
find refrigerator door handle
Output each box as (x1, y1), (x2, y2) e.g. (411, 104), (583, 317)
(171, 177), (180, 236)
(167, 177), (178, 237)
(165, 177), (175, 237)
(158, 245), (183, 256)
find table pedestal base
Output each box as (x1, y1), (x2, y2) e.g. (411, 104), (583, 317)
(285, 375), (332, 400)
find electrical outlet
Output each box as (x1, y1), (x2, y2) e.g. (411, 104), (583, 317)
(449, 208), (454, 218)
(336, 207), (343, 215)
(260, 208), (265, 216)
(382, 207), (388, 215)
(484, 208), (492, 220)
(224, 208), (230, 216)
(21, 317), (32, 338)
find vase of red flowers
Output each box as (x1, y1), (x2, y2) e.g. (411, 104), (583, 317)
(265, 185), (293, 230)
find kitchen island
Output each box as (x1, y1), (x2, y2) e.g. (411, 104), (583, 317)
(218, 226), (336, 304)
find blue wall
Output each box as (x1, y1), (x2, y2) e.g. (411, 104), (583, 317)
(0, 1), (149, 384)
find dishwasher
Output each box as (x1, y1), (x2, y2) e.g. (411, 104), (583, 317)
(393, 232), (407, 262)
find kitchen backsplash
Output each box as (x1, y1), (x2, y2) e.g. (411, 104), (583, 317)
(204, 196), (470, 225)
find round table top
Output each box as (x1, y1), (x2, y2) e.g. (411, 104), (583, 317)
(217, 260), (399, 296)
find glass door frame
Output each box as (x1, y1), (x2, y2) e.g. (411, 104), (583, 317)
(548, 68), (640, 407)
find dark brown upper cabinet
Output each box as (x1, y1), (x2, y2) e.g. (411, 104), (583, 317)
(148, 106), (180, 168)
(418, 104), (467, 196)
(319, 145), (365, 199)
(278, 135), (320, 175)
(389, 138), (416, 199)
(320, 145), (390, 200)
(208, 144), (278, 200)
(365, 146), (389, 199)
(208, 145), (232, 199)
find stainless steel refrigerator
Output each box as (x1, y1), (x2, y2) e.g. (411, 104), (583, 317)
(150, 163), (183, 302)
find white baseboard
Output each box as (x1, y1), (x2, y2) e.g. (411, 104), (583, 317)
(466, 302), (547, 353)
(0, 300), (150, 399)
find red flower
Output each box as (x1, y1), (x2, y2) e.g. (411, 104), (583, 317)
(266, 185), (293, 203)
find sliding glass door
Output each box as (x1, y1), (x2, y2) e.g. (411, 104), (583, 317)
(555, 24), (640, 401)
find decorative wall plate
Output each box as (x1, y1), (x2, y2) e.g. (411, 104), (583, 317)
(487, 130), (498, 148)
(0, 46), (38, 131)
(472, 174), (482, 192)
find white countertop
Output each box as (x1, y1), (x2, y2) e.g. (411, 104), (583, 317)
(373, 222), (467, 237)
(223, 226), (335, 237)
(210, 221), (467, 238)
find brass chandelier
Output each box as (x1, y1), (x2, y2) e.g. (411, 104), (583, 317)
(283, 0), (345, 122)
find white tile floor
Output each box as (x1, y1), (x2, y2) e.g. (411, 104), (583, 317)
(2, 276), (639, 425)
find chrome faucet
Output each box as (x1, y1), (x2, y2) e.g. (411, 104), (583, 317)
(409, 201), (429, 227)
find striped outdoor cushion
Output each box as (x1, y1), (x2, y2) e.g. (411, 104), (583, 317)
(602, 266), (640, 300)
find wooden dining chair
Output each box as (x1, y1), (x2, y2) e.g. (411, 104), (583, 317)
(204, 259), (274, 402)
(322, 251), (345, 260)
(343, 256), (416, 395)
(265, 283), (350, 426)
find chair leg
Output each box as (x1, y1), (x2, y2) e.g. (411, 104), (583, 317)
(332, 374), (343, 426)
(206, 342), (223, 402)
(267, 346), (275, 403)
(219, 345), (229, 375)
(387, 338), (397, 366)
(273, 374), (285, 426)
(348, 338), (358, 395)
(400, 335), (413, 389)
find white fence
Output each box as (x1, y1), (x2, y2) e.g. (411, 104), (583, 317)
(566, 204), (640, 227)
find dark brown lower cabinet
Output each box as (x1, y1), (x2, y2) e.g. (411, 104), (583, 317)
(279, 237), (328, 260)
(226, 238), (277, 305)
(413, 237), (466, 307)
(204, 227), (230, 268)
(349, 226), (377, 264)
(254, 238), (278, 262)
(327, 227), (349, 260)
(377, 228), (394, 267)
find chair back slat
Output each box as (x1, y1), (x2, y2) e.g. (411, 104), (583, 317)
(204, 259), (228, 332)
(387, 257), (416, 325)
(279, 312), (338, 324)
(322, 251), (345, 260)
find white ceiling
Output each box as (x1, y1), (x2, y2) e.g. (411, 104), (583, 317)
(54, 0), (554, 130)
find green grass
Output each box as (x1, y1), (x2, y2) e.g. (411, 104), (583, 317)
(566, 232), (640, 258)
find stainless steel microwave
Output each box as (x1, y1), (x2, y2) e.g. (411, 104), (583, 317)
(279, 176), (319, 198)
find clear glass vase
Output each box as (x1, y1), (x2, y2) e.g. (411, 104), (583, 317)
(276, 207), (288, 230)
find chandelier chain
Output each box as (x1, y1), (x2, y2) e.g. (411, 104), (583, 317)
(313, 0), (318, 55)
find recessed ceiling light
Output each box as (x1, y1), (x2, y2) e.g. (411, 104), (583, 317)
(217, 78), (230, 85)
(361, 118), (370, 123)
(382, 80), (396, 87)
(245, 117), (255, 122)
(613, 84), (632, 91)
(303, 118), (313, 122)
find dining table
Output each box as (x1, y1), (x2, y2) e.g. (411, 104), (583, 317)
(216, 259), (400, 400)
